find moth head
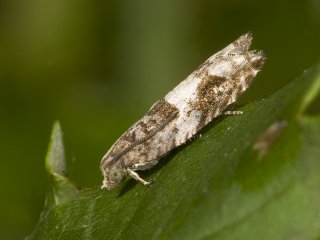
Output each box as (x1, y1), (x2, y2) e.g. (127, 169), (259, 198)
(101, 166), (124, 190)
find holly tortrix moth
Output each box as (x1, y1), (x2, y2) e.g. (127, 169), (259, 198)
(100, 33), (265, 190)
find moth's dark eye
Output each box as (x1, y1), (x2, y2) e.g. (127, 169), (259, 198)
(109, 169), (123, 182)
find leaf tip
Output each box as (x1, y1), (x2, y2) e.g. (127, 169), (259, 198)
(45, 121), (79, 205)
(45, 120), (66, 176)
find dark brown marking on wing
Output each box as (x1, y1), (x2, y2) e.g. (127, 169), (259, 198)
(250, 51), (266, 70)
(192, 74), (230, 111)
(191, 74), (230, 129)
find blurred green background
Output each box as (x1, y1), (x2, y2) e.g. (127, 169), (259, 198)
(0, 0), (319, 239)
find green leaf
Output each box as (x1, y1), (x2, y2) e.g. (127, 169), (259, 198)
(42, 122), (79, 212)
(27, 62), (320, 240)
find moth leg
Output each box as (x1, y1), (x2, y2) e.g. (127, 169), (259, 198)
(223, 110), (243, 115)
(131, 162), (155, 170)
(126, 168), (152, 186)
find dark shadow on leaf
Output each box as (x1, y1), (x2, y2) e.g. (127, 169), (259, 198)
(117, 178), (138, 197)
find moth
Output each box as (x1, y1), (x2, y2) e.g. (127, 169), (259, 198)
(100, 33), (265, 190)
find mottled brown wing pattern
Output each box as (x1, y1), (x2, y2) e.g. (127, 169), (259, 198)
(101, 99), (178, 168)
(100, 33), (265, 190)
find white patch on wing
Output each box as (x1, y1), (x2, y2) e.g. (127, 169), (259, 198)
(174, 110), (202, 145)
(207, 60), (232, 77)
(165, 75), (202, 106)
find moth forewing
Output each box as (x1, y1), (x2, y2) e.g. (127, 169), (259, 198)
(101, 32), (265, 190)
